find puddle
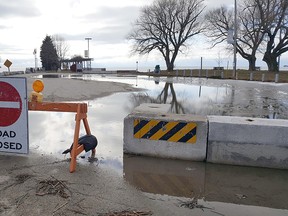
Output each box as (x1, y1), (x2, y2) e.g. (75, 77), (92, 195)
(29, 92), (131, 174)
(27, 74), (288, 214)
(124, 155), (288, 215)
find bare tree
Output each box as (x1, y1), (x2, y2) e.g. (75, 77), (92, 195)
(237, 0), (265, 71)
(204, 2), (264, 71)
(256, 0), (288, 72)
(128, 0), (205, 71)
(204, 6), (234, 47)
(52, 34), (70, 69)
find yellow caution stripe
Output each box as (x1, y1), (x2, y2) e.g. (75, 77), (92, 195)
(134, 119), (197, 144)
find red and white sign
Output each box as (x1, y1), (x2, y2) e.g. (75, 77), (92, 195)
(0, 78), (28, 154)
(0, 81), (22, 127)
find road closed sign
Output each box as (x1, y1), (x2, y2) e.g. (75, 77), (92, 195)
(0, 77), (29, 154)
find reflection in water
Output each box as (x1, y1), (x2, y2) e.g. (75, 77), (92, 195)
(160, 83), (185, 113)
(124, 155), (288, 211)
(124, 155), (204, 198)
(145, 82), (186, 113)
(131, 77), (288, 119)
(125, 78), (232, 115)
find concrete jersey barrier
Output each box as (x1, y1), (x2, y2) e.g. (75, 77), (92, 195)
(207, 115), (288, 169)
(123, 104), (208, 161)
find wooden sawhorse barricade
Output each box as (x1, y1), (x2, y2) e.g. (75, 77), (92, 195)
(28, 101), (95, 173)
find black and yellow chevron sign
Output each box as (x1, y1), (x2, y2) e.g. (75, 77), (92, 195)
(133, 119), (197, 144)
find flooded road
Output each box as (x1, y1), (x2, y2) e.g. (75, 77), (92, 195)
(79, 75), (288, 119)
(29, 74), (288, 215)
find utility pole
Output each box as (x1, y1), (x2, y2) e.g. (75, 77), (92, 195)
(233, 0), (237, 78)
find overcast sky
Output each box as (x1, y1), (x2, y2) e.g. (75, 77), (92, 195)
(0, 0), (263, 72)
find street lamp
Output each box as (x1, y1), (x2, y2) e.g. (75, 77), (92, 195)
(85, 37), (92, 70)
(85, 37), (92, 58)
(136, 61), (138, 72)
(33, 48), (37, 72)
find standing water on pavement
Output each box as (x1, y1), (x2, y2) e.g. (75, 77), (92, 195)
(29, 74), (288, 215)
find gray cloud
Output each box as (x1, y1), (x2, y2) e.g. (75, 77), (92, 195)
(62, 24), (131, 45)
(91, 24), (132, 44)
(62, 6), (141, 44)
(85, 6), (140, 39)
(0, 0), (41, 18)
(83, 6), (140, 24)
(0, 43), (22, 52)
(53, 2), (234, 46)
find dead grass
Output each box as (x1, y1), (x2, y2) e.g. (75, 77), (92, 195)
(36, 176), (70, 198)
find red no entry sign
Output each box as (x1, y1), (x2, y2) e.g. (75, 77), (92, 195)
(0, 81), (22, 127)
(0, 77), (28, 154)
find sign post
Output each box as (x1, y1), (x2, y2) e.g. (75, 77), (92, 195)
(0, 77), (29, 154)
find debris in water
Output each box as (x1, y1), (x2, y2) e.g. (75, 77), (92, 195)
(36, 176), (69, 198)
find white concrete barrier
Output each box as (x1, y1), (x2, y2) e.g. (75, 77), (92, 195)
(123, 104), (208, 161)
(207, 115), (288, 169)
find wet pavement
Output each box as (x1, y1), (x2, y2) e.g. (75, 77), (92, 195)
(27, 74), (288, 215)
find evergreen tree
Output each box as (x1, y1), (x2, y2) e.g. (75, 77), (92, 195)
(40, 35), (59, 71)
